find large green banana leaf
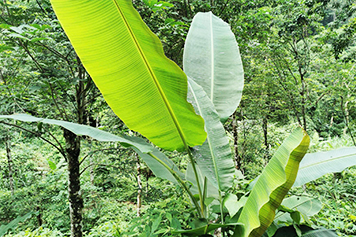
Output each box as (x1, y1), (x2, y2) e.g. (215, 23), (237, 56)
(187, 78), (235, 192)
(293, 147), (356, 186)
(0, 114), (152, 153)
(234, 127), (310, 237)
(183, 12), (244, 120)
(50, 0), (206, 151)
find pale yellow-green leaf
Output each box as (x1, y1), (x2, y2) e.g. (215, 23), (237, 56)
(50, 0), (206, 151)
(234, 127), (310, 237)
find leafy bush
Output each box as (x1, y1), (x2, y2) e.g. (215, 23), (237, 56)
(4, 227), (64, 237)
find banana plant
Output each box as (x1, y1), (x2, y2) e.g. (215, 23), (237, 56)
(49, 0), (211, 219)
(1, 1), (350, 236)
(184, 13), (241, 186)
(184, 12), (243, 226)
(183, 12), (311, 236)
(46, 1), (311, 236)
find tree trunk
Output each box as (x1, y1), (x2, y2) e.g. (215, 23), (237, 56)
(262, 117), (269, 166)
(64, 129), (83, 237)
(5, 134), (14, 195)
(145, 169), (149, 197)
(36, 206), (43, 227)
(63, 58), (89, 237)
(300, 73), (307, 132)
(136, 153), (142, 217)
(263, 117), (268, 145)
(241, 108), (246, 169)
(232, 111), (241, 171)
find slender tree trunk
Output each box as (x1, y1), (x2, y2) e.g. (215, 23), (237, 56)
(300, 72), (307, 131)
(262, 116), (270, 166)
(5, 134), (14, 195)
(64, 129), (83, 237)
(262, 117), (268, 149)
(241, 108), (246, 168)
(183, 0), (191, 18)
(232, 111), (241, 170)
(36, 206), (43, 227)
(90, 118), (100, 185)
(136, 153), (142, 217)
(262, 116), (269, 163)
(145, 170), (149, 197)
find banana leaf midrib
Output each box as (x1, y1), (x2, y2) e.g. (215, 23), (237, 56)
(112, 0), (188, 149)
(188, 80), (221, 189)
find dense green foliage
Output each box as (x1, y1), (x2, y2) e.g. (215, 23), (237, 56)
(0, 0), (355, 236)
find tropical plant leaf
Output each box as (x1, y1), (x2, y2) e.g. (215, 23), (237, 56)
(301, 229), (338, 237)
(223, 193), (245, 218)
(50, 0), (206, 151)
(151, 214), (162, 234)
(275, 196), (322, 223)
(187, 78), (235, 192)
(266, 196), (322, 236)
(183, 12), (244, 120)
(134, 147), (184, 184)
(294, 147), (356, 186)
(0, 212), (32, 236)
(47, 159), (57, 171)
(0, 114), (153, 153)
(234, 127), (310, 237)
